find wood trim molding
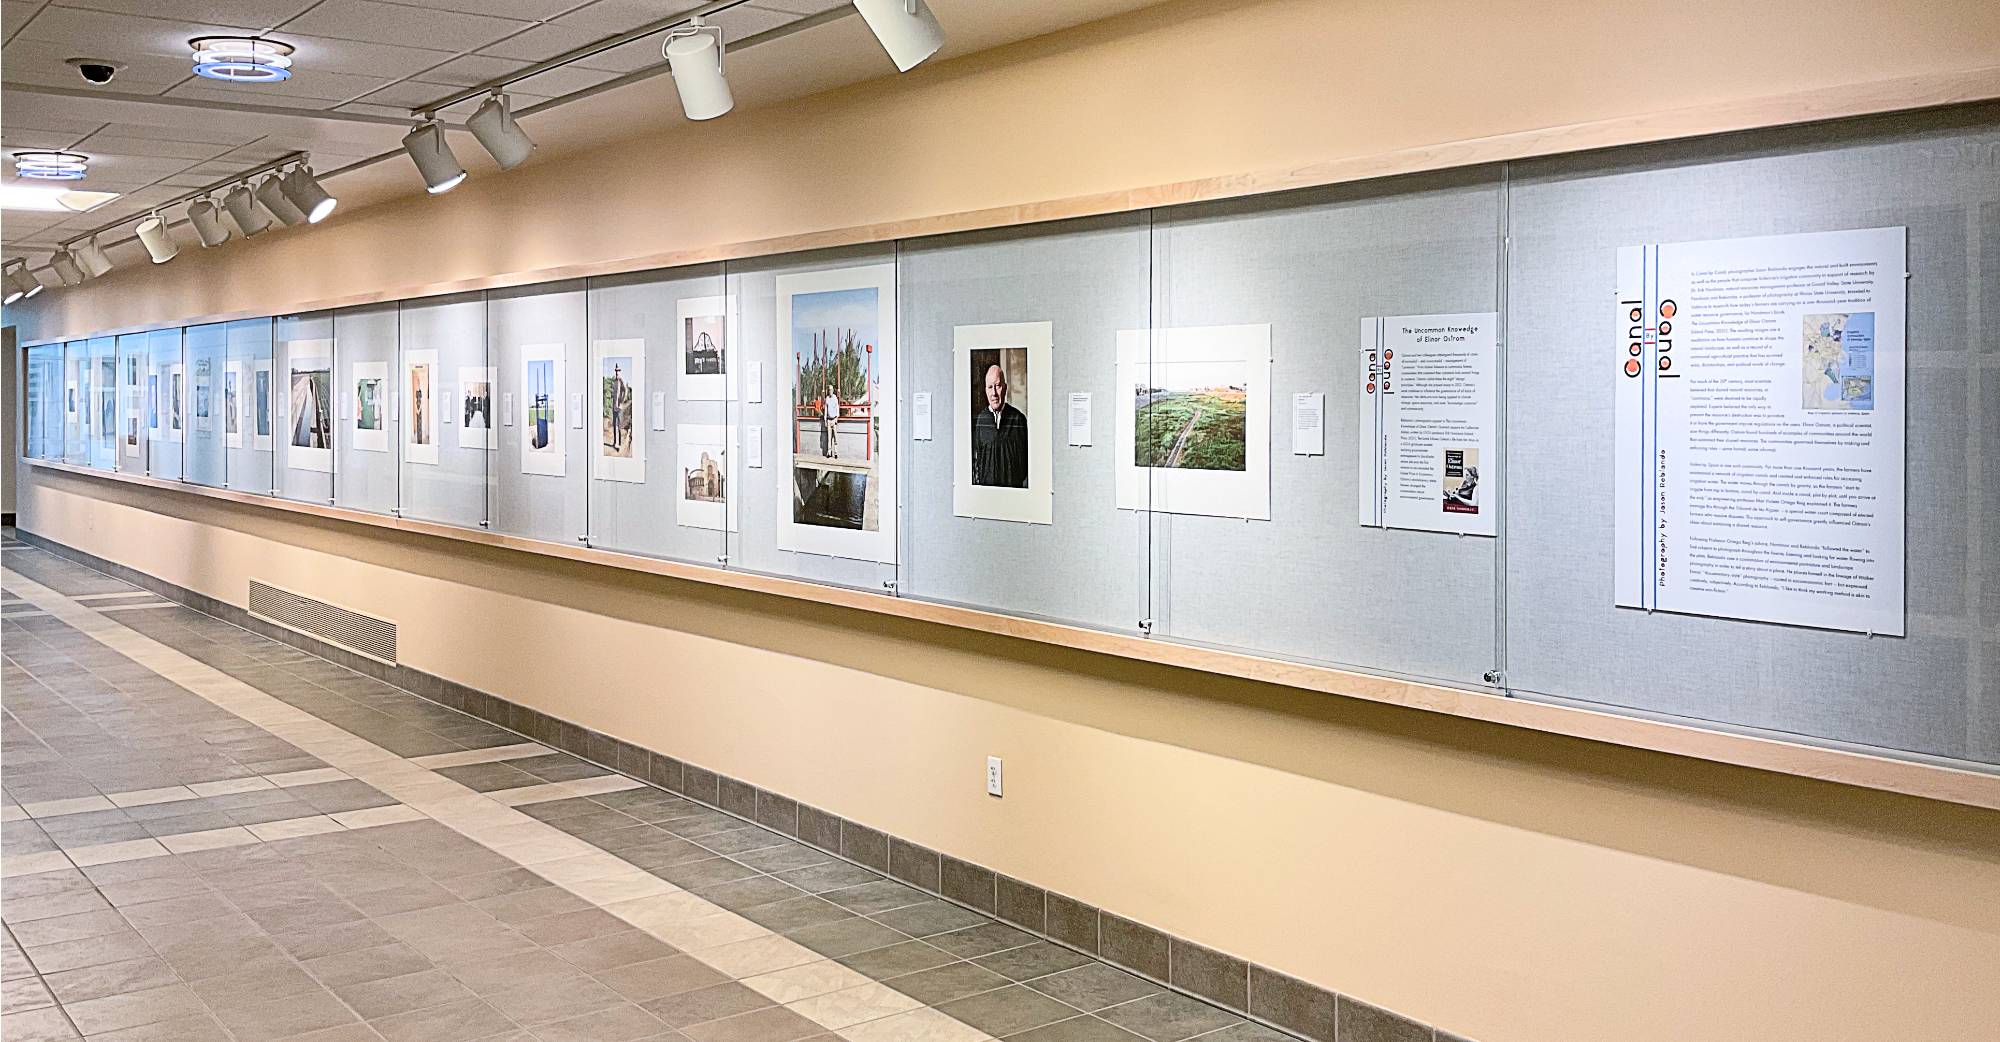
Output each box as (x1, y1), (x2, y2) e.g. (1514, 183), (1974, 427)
(18, 66), (2000, 348)
(23, 456), (2000, 812)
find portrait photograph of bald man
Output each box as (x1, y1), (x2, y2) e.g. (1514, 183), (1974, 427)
(953, 322), (1054, 525)
(969, 347), (1030, 488)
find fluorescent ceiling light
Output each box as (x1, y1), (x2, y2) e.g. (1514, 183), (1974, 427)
(190, 37), (295, 82)
(11, 150), (90, 181)
(0, 186), (120, 213)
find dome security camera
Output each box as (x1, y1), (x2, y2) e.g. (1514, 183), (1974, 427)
(66, 58), (121, 84)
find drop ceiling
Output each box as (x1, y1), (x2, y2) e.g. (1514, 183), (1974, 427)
(1, 0), (1164, 261)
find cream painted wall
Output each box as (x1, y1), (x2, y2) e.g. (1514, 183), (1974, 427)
(16, 471), (2000, 1042)
(14, 0), (2000, 342)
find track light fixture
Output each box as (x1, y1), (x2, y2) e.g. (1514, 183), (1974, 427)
(190, 36), (295, 82)
(401, 121), (467, 194)
(281, 163), (338, 223)
(4, 263), (40, 304)
(187, 197), (231, 246)
(50, 249), (84, 286)
(466, 93), (536, 171)
(223, 183), (271, 237)
(255, 173), (308, 226)
(75, 236), (114, 278)
(663, 17), (733, 121)
(136, 212), (180, 264)
(12, 150), (90, 181)
(853, 0), (945, 72)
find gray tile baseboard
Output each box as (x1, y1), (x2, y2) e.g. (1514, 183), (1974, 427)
(15, 528), (1471, 1042)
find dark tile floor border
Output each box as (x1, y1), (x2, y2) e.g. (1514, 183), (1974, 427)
(13, 528), (1474, 1042)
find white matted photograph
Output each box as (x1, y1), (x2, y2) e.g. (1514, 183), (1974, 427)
(459, 366), (495, 449)
(520, 344), (566, 477)
(592, 339), (645, 483)
(676, 423), (729, 531)
(253, 360), (273, 451)
(953, 321), (1053, 525)
(1114, 324), (1271, 520)
(404, 349), (439, 466)
(676, 295), (731, 401)
(775, 264), (898, 563)
(285, 345), (332, 472)
(351, 360), (388, 454)
(223, 363), (244, 450)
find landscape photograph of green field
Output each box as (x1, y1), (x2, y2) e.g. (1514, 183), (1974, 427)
(1133, 360), (1248, 471)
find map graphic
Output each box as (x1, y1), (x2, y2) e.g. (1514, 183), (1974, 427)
(1802, 311), (1874, 411)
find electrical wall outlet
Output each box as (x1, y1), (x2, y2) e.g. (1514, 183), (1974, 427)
(986, 756), (1003, 797)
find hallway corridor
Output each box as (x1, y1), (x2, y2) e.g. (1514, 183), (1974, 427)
(0, 543), (1287, 1042)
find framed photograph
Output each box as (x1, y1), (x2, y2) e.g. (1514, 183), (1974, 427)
(592, 339), (645, 483)
(953, 322), (1053, 524)
(193, 358), (213, 433)
(775, 264), (897, 563)
(676, 295), (731, 401)
(147, 373), (161, 436)
(459, 366), (495, 449)
(124, 356), (143, 457)
(352, 360), (389, 454)
(253, 361), (273, 451)
(520, 343), (566, 477)
(1114, 324), (1271, 520)
(404, 349), (439, 466)
(224, 363), (243, 449)
(169, 364), (185, 444)
(676, 423), (729, 530)
(285, 345), (333, 472)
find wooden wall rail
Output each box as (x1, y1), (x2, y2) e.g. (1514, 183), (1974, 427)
(22, 457), (2000, 812)
(17, 65), (2000, 348)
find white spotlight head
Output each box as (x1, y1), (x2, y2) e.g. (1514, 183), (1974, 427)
(3, 265), (31, 305)
(401, 121), (467, 194)
(50, 249), (85, 286)
(282, 164), (338, 223)
(137, 212), (180, 264)
(664, 18), (733, 121)
(255, 174), (307, 226)
(76, 236), (114, 278)
(223, 184), (271, 237)
(466, 94), (536, 171)
(853, 0), (944, 72)
(187, 198), (230, 246)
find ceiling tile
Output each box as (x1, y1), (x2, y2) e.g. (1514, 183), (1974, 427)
(375, 0), (592, 21)
(407, 52), (529, 88)
(475, 21), (601, 63)
(705, 5), (797, 41)
(46, 0), (318, 32)
(86, 121), (267, 147)
(1, 129), (85, 150)
(241, 68), (398, 103)
(326, 101), (410, 120)
(163, 82), (342, 109)
(1, 37), (189, 93)
(554, 0), (703, 34)
(3, 0), (49, 43)
(68, 134), (235, 160)
(14, 5), (264, 60)
(256, 32), (462, 82)
(449, 61), (617, 98)
(277, 1), (532, 54)
(752, 0), (854, 14)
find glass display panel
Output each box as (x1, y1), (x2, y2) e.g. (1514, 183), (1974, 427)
(225, 319), (275, 494)
(724, 245), (900, 592)
(62, 340), (85, 465)
(1505, 107), (1998, 764)
(275, 313), (336, 503)
(895, 215), (1153, 633)
(585, 264), (729, 565)
(84, 336), (117, 470)
(490, 282), (586, 542)
(145, 329), (183, 482)
(329, 304), (398, 516)
(115, 333), (147, 473)
(399, 293), (489, 528)
(182, 324), (227, 487)
(1145, 171), (1506, 687)
(25, 342), (61, 461)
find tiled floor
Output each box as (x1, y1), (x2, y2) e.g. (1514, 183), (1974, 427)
(1, 540), (1292, 1042)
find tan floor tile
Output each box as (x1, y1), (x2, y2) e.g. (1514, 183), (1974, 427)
(0, 1006), (82, 1041)
(62, 982), (208, 1036)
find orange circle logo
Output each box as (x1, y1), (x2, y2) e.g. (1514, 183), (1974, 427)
(1658, 320), (1672, 335)
(1629, 307), (1642, 321)
(1657, 355), (1673, 372)
(1384, 349), (1393, 360)
(1624, 359), (1641, 376)
(1629, 344), (1642, 356)
(1366, 382), (1376, 393)
(1658, 300), (1676, 319)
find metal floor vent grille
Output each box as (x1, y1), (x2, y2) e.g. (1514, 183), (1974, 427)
(247, 580), (398, 664)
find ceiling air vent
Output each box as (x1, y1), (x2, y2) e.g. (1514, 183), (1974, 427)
(247, 580), (397, 664)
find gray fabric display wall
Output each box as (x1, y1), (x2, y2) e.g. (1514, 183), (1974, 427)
(225, 319), (274, 493)
(22, 104), (1998, 771)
